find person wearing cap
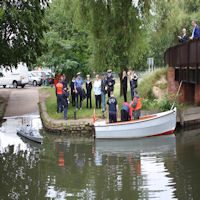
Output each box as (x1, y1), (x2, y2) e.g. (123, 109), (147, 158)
(106, 70), (115, 98)
(55, 78), (63, 113)
(129, 68), (138, 100)
(101, 73), (107, 111)
(86, 74), (92, 108)
(94, 74), (101, 109)
(131, 90), (141, 120)
(75, 72), (84, 110)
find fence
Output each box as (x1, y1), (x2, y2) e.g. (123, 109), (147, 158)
(164, 38), (200, 84)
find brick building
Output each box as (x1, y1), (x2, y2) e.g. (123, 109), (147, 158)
(165, 38), (200, 105)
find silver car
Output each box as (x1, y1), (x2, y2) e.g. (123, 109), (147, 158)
(28, 72), (43, 86)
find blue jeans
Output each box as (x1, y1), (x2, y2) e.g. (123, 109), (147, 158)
(76, 89), (82, 109)
(64, 107), (68, 120)
(109, 112), (117, 123)
(57, 94), (63, 113)
(131, 88), (135, 100)
(101, 92), (106, 111)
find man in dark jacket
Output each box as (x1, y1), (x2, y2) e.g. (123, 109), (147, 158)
(107, 91), (118, 123)
(101, 73), (107, 111)
(106, 70), (115, 98)
(70, 76), (76, 106)
(62, 87), (70, 120)
(129, 69), (138, 100)
(86, 75), (92, 108)
(62, 74), (68, 88)
(178, 28), (188, 43)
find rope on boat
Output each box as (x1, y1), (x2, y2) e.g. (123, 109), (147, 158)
(171, 81), (183, 110)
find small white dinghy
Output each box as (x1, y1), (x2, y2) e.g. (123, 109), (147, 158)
(94, 108), (177, 139)
(17, 124), (43, 143)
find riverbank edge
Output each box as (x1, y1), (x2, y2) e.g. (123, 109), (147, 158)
(39, 91), (200, 135)
(39, 91), (93, 136)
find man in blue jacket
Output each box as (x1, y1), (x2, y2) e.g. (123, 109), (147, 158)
(190, 20), (200, 39)
(74, 72), (84, 110)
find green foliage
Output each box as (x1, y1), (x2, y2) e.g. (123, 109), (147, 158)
(79, 0), (150, 73)
(142, 96), (174, 111)
(0, 0), (49, 67)
(36, 0), (90, 78)
(147, 0), (200, 67)
(158, 95), (173, 111)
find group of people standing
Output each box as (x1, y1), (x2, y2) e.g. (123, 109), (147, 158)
(69, 70), (115, 111)
(55, 68), (140, 123)
(178, 20), (200, 43)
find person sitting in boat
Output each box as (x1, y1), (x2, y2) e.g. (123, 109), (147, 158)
(131, 90), (141, 120)
(62, 87), (70, 120)
(121, 102), (132, 121)
(107, 91), (118, 123)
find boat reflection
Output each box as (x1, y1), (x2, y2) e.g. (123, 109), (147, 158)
(95, 134), (176, 156)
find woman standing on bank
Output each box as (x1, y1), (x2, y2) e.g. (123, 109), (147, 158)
(94, 74), (101, 109)
(122, 71), (127, 102)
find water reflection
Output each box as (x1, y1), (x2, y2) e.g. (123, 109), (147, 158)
(1, 120), (200, 199)
(0, 116), (42, 153)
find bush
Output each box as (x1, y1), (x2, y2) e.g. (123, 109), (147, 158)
(158, 95), (172, 111)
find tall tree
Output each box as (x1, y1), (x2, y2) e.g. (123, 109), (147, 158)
(79, 0), (150, 94)
(0, 0), (49, 67)
(37, 0), (90, 78)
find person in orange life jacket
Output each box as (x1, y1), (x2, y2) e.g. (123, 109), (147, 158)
(107, 91), (118, 123)
(62, 87), (70, 120)
(55, 78), (63, 113)
(121, 102), (132, 121)
(131, 90), (141, 120)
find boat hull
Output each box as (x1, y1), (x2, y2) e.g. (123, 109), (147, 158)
(94, 108), (176, 139)
(17, 129), (43, 143)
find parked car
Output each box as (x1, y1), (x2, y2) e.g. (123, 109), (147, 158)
(28, 72), (43, 86)
(0, 63), (29, 88)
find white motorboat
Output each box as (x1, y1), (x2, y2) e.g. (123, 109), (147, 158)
(94, 108), (177, 139)
(17, 124), (43, 143)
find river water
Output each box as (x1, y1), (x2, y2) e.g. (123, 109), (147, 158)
(0, 116), (200, 200)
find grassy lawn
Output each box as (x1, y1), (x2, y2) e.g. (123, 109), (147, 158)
(41, 84), (133, 120)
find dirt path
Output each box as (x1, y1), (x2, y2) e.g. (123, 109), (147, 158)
(1, 88), (39, 117)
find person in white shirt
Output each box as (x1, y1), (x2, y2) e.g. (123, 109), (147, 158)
(93, 74), (101, 109)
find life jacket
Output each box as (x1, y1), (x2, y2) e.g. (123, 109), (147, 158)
(56, 82), (63, 95)
(123, 102), (132, 120)
(131, 97), (141, 111)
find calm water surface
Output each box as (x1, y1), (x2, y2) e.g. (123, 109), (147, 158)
(0, 117), (200, 200)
